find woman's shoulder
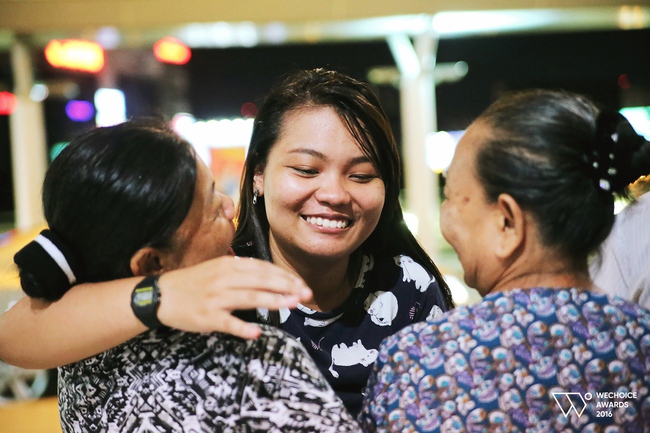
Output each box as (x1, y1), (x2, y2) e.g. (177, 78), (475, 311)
(379, 286), (650, 363)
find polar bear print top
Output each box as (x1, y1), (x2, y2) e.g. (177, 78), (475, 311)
(364, 291), (398, 326)
(394, 254), (436, 292)
(329, 340), (379, 378)
(252, 253), (449, 417)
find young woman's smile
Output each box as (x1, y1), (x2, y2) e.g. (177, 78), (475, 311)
(254, 106), (385, 266)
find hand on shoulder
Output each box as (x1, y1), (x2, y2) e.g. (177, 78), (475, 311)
(156, 256), (312, 339)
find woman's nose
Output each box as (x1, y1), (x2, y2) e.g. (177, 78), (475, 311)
(314, 175), (350, 206)
(220, 193), (236, 220)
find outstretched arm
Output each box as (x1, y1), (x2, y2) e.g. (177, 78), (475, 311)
(0, 256), (311, 369)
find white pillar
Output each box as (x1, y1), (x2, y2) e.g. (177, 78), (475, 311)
(388, 29), (441, 261)
(9, 40), (47, 231)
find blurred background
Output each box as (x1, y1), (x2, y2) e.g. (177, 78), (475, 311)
(0, 1), (649, 429)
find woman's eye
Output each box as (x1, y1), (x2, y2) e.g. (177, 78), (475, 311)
(350, 174), (376, 183)
(292, 167), (318, 176)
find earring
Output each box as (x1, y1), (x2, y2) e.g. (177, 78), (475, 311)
(253, 189), (259, 205)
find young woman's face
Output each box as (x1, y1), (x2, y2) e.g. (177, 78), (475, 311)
(167, 158), (236, 269)
(255, 106), (385, 266)
(440, 121), (499, 294)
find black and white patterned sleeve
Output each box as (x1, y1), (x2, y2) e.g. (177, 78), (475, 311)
(242, 325), (361, 432)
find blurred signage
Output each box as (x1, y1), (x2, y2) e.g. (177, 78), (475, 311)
(44, 39), (105, 73)
(153, 37), (191, 65)
(0, 91), (17, 115)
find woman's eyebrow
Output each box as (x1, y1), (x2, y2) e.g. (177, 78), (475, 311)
(287, 148), (372, 166)
(350, 155), (373, 165)
(288, 148), (325, 159)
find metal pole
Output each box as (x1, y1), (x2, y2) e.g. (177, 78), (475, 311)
(9, 39), (47, 231)
(388, 25), (441, 261)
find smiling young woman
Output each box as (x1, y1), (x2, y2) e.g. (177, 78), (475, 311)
(233, 68), (454, 416)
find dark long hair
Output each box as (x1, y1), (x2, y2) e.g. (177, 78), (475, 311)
(233, 68), (453, 308)
(476, 89), (650, 263)
(40, 120), (197, 283)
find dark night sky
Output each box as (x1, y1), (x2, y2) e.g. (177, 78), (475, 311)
(1, 28), (649, 215)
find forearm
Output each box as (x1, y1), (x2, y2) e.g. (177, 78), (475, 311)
(0, 256), (312, 369)
(0, 278), (146, 369)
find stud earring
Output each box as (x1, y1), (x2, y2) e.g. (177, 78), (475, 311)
(253, 189), (259, 205)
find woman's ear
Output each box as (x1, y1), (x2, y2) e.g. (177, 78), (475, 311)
(253, 164), (265, 196)
(494, 193), (525, 260)
(130, 247), (164, 277)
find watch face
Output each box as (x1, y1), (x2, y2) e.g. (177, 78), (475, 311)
(133, 286), (155, 307)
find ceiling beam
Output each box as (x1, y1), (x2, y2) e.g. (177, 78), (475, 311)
(0, 0), (645, 33)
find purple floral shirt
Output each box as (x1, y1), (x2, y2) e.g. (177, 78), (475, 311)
(360, 288), (650, 432)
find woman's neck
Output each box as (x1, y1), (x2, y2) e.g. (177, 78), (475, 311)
(486, 238), (595, 295)
(490, 266), (594, 295)
(301, 264), (354, 312)
(270, 247), (353, 312)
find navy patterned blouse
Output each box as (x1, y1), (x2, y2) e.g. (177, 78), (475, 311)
(261, 254), (449, 418)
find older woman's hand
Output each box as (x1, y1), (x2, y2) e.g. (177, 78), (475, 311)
(157, 256), (312, 339)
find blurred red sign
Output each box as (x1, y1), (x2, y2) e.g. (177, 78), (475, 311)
(0, 91), (18, 115)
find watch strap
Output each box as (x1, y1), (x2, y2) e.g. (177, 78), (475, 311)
(131, 275), (163, 329)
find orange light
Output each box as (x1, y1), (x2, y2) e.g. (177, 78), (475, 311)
(153, 37), (191, 65)
(0, 91), (18, 116)
(44, 39), (105, 73)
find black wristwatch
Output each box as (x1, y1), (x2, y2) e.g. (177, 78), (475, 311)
(131, 275), (164, 329)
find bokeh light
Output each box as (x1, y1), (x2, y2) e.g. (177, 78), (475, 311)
(65, 100), (95, 122)
(153, 36), (192, 65)
(240, 102), (258, 118)
(50, 142), (69, 161)
(0, 91), (18, 116)
(29, 84), (49, 102)
(44, 39), (105, 73)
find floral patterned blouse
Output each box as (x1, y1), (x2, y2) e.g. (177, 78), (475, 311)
(360, 288), (650, 432)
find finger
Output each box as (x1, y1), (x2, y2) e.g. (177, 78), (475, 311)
(214, 273), (311, 301)
(217, 292), (300, 311)
(219, 317), (263, 340)
(214, 257), (311, 293)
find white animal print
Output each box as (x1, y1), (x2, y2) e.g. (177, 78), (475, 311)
(304, 314), (343, 328)
(364, 291), (398, 326)
(354, 255), (374, 289)
(394, 255), (436, 292)
(427, 305), (444, 321)
(328, 340), (378, 378)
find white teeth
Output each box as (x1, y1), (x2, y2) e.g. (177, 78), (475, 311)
(306, 216), (350, 229)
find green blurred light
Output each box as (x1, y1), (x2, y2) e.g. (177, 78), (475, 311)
(50, 142), (69, 161)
